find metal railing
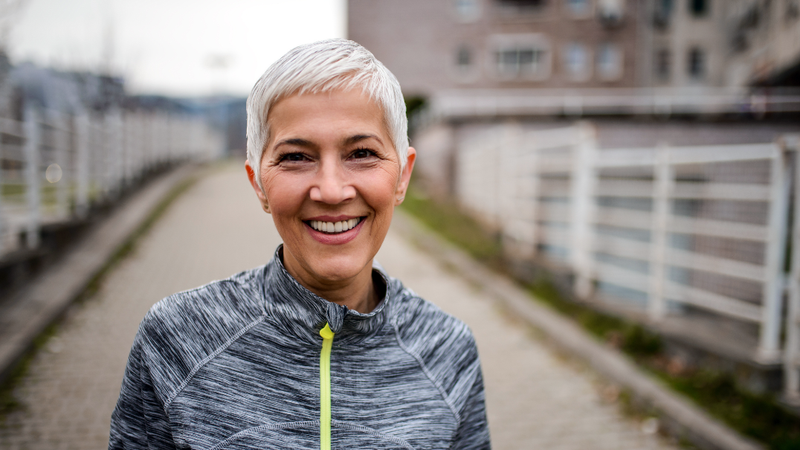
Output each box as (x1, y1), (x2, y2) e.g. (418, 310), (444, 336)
(0, 106), (224, 258)
(455, 121), (800, 397)
(422, 88), (800, 122)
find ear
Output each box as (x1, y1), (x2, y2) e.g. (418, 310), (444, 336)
(245, 160), (271, 214)
(394, 147), (416, 206)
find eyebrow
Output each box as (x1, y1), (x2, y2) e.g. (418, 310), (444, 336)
(274, 138), (315, 150)
(343, 134), (381, 146)
(274, 134), (382, 150)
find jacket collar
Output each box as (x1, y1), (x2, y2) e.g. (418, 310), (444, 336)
(261, 245), (392, 345)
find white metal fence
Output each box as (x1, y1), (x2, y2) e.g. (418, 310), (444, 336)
(456, 122), (800, 397)
(0, 106), (224, 258)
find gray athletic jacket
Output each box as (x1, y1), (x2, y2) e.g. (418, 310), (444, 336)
(109, 247), (491, 449)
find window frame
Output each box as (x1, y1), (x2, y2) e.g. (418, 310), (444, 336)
(688, 0), (709, 18)
(655, 48), (671, 82)
(562, 42), (593, 81)
(490, 34), (552, 81)
(564, 0), (593, 18)
(596, 42), (623, 81)
(687, 46), (706, 80)
(454, 0), (482, 23)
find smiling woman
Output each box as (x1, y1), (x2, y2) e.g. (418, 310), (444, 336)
(109, 39), (490, 450)
(249, 89), (415, 314)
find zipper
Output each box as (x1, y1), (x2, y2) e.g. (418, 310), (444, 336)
(319, 323), (335, 450)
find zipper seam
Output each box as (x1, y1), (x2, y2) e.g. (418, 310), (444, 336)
(319, 323), (335, 450)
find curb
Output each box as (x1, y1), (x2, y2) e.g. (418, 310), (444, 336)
(0, 164), (201, 386)
(391, 210), (765, 450)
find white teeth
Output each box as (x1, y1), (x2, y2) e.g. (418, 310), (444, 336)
(310, 218), (361, 234)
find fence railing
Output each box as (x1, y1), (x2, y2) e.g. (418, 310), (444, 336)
(455, 122), (800, 398)
(0, 106), (224, 258)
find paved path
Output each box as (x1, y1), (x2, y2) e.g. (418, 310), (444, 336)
(0, 161), (678, 449)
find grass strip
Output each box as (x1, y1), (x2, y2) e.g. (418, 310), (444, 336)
(399, 186), (800, 450)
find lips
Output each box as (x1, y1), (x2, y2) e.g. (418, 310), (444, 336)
(307, 217), (363, 234)
(304, 216), (366, 245)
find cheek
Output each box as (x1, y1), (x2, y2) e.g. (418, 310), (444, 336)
(358, 170), (401, 212)
(262, 174), (306, 216)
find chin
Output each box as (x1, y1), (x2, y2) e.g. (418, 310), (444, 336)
(312, 256), (371, 282)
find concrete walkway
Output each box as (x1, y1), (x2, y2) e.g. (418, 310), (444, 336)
(0, 161), (677, 449)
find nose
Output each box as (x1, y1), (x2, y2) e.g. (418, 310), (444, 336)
(309, 158), (356, 204)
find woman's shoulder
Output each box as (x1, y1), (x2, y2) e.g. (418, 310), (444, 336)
(142, 266), (266, 329)
(388, 282), (482, 399)
(135, 265), (268, 364)
(388, 280), (478, 358)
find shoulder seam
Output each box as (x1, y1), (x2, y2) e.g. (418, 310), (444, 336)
(163, 315), (266, 411)
(391, 321), (461, 424)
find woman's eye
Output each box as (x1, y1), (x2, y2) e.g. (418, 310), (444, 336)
(351, 148), (375, 160)
(280, 152), (309, 162)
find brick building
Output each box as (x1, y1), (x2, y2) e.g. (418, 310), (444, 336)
(348, 0), (800, 97)
(348, 0), (642, 97)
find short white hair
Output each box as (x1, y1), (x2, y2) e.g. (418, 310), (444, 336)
(246, 38), (408, 189)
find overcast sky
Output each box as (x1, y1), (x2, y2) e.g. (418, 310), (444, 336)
(8, 0), (347, 97)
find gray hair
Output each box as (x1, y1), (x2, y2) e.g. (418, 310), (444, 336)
(246, 38), (408, 189)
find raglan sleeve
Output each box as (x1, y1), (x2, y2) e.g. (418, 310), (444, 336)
(109, 334), (176, 450)
(451, 359), (491, 450)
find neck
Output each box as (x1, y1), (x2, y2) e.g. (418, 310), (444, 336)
(310, 272), (379, 314)
(282, 253), (380, 314)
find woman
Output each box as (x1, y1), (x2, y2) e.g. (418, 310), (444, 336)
(109, 39), (490, 450)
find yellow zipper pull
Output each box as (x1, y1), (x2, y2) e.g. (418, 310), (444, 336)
(319, 323), (334, 450)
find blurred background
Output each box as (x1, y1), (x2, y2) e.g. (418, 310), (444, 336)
(2, 0), (800, 449)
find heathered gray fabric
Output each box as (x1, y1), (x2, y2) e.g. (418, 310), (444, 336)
(109, 246), (490, 449)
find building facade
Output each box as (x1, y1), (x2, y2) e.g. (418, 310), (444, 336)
(348, 0), (641, 97)
(348, 0), (800, 97)
(645, 0), (800, 88)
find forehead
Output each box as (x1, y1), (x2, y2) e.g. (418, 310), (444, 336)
(266, 89), (391, 146)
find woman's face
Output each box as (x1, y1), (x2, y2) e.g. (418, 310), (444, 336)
(247, 88), (415, 292)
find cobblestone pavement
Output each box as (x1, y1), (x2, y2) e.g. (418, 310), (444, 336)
(0, 161), (678, 449)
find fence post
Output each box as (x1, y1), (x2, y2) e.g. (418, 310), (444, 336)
(23, 106), (41, 249)
(74, 112), (89, 218)
(649, 142), (672, 321)
(108, 108), (124, 196)
(760, 143), (792, 362)
(515, 129), (539, 259)
(0, 119), (4, 255)
(785, 136), (800, 401)
(501, 122), (522, 247)
(49, 110), (70, 218)
(570, 122), (598, 299)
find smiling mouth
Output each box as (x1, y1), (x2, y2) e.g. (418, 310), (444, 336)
(307, 217), (364, 234)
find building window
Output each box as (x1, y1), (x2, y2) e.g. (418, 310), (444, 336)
(689, 0), (709, 18)
(496, 46), (548, 78)
(597, 0), (624, 25)
(454, 0), (481, 22)
(596, 43), (622, 80)
(496, 0), (548, 13)
(491, 34), (551, 79)
(687, 47), (705, 79)
(457, 46), (472, 69)
(454, 45), (478, 82)
(654, 0), (673, 27)
(565, 0), (591, 16)
(655, 48), (671, 80)
(563, 43), (591, 80)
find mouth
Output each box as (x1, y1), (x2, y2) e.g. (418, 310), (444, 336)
(306, 217), (364, 234)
